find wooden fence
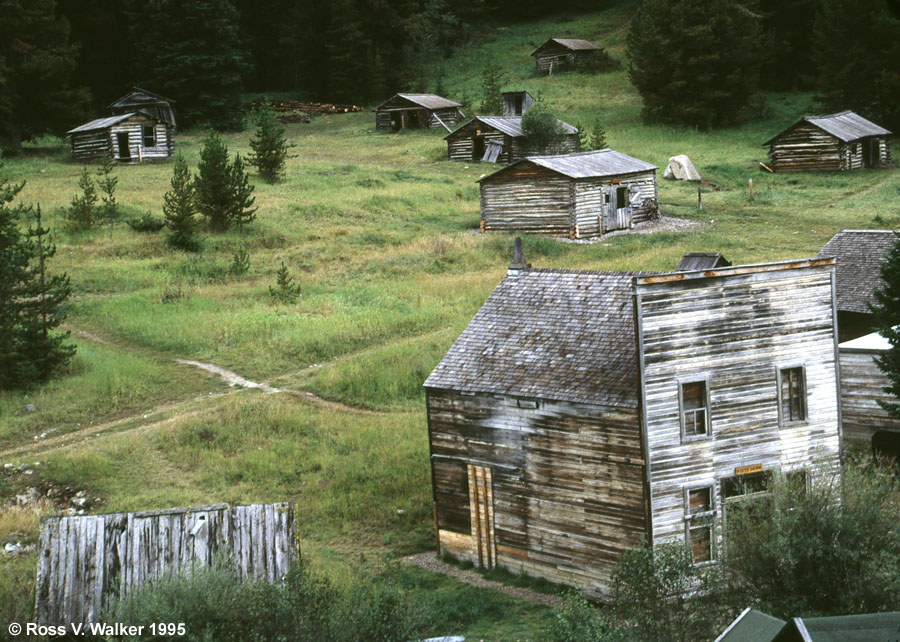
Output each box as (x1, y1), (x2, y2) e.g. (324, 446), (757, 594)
(35, 502), (295, 626)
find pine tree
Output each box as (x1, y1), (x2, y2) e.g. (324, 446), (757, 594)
(95, 156), (119, 228)
(66, 167), (98, 229)
(589, 120), (608, 150)
(248, 101), (290, 183)
(0, 168), (74, 389)
(479, 60), (504, 114)
(163, 154), (200, 251)
(521, 102), (566, 153)
(269, 261), (300, 303)
(870, 233), (900, 418)
(195, 132), (233, 232)
(228, 154), (257, 233)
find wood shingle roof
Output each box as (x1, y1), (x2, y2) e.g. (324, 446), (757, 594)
(818, 229), (896, 314)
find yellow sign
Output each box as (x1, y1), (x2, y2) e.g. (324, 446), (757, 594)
(735, 464), (764, 476)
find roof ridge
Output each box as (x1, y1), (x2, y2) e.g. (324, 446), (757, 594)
(520, 267), (656, 276)
(834, 229), (896, 234)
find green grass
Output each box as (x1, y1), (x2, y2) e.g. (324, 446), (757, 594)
(0, 1), (898, 637)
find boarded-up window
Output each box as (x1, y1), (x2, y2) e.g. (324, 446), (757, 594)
(684, 485), (715, 564)
(680, 381), (709, 439)
(688, 487), (712, 514)
(143, 125), (156, 147)
(778, 367), (806, 424)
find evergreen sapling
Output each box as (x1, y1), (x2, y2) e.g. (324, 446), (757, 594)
(163, 154), (200, 251)
(270, 261), (301, 303)
(66, 167), (98, 229)
(248, 101), (292, 183)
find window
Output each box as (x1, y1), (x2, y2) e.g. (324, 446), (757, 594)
(778, 367), (806, 425)
(685, 486), (715, 563)
(680, 380), (710, 440)
(142, 125), (156, 148)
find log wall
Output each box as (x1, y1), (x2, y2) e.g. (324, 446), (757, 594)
(768, 123), (842, 171)
(35, 503), (295, 627)
(427, 389), (646, 591)
(507, 135), (579, 162)
(448, 131), (508, 162)
(839, 348), (900, 440)
(635, 263), (841, 555)
(71, 131), (112, 162)
(110, 119), (171, 161)
(480, 165), (573, 235)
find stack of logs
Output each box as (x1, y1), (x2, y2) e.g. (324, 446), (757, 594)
(245, 99), (365, 124)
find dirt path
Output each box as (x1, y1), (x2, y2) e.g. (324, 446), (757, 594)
(403, 552), (563, 609)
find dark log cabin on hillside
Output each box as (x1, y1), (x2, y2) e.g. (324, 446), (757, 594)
(424, 254), (841, 592)
(764, 110), (892, 171)
(817, 229), (895, 341)
(502, 91), (533, 116)
(677, 252), (731, 271)
(67, 112), (173, 162)
(478, 149), (658, 237)
(374, 94), (462, 131)
(108, 87), (177, 129)
(531, 38), (601, 74)
(445, 116), (578, 164)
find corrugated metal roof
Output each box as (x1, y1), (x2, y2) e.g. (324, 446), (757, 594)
(445, 116), (577, 139)
(423, 269), (652, 407)
(481, 149), (657, 181)
(787, 612), (900, 642)
(677, 252), (731, 271)
(714, 608), (785, 642)
(765, 110), (892, 144)
(817, 229), (896, 314)
(532, 38), (601, 55)
(387, 93), (461, 110)
(67, 113), (138, 134)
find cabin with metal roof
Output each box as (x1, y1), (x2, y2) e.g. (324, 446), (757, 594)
(771, 611), (900, 642)
(677, 252), (731, 271)
(67, 112), (173, 162)
(817, 229), (896, 341)
(108, 87), (177, 128)
(424, 250), (841, 592)
(478, 149), (658, 237)
(445, 116), (578, 164)
(764, 111), (892, 171)
(531, 38), (602, 74)
(502, 91), (533, 116)
(374, 93), (463, 131)
(714, 607), (786, 642)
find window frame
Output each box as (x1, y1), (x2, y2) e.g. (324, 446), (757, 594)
(142, 124), (156, 148)
(678, 378), (711, 443)
(776, 365), (807, 427)
(684, 483), (716, 565)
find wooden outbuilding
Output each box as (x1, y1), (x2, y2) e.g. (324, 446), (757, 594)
(502, 91), (533, 116)
(838, 331), (900, 454)
(817, 229), (895, 341)
(716, 608), (900, 642)
(677, 252), (731, 271)
(445, 116), (578, 164)
(478, 149), (658, 237)
(374, 93), (463, 131)
(108, 86), (177, 128)
(764, 110), (892, 171)
(67, 112), (173, 162)
(424, 253), (841, 592)
(531, 38), (601, 75)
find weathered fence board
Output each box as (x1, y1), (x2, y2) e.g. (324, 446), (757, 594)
(35, 503), (295, 627)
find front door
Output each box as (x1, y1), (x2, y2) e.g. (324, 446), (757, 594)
(468, 465), (496, 569)
(116, 132), (131, 160)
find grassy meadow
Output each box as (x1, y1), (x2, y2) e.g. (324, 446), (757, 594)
(1, 0), (898, 637)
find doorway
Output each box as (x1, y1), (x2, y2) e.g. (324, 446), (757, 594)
(473, 135), (485, 161)
(116, 132), (131, 161)
(467, 464), (496, 569)
(864, 139), (879, 168)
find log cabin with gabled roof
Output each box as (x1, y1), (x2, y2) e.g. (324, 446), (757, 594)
(67, 111), (173, 163)
(764, 110), (892, 172)
(424, 249), (841, 592)
(445, 116), (579, 164)
(478, 149), (658, 237)
(374, 93), (463, 132)
(108, 87), (177, 128)
(531, 38), (602, 75)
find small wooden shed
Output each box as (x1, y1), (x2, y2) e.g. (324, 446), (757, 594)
(817, 229), (895, 341)
(108, 87), (177, 128)
(502, 91), (533, 116)
(374, 93), (463, 131)
(677, 252), (731, 271)
(531, 38), (601, 75)
(478, 149), (658, 237)
(67, 112), (173, 162)
(445, 116), (578, 164)
(764, 110), (892, 171)
(838, 331), (900, 451)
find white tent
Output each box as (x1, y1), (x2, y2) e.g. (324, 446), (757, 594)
(663, 154), (702, 181)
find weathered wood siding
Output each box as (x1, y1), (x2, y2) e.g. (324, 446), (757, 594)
(429, 107), (461, 130)
(71, 131), (112, 162)
(110, 117), (171, 161)
(480, 165), (574, 235)
(572, 170), (658, 237)
(428, 389), (646, 590)
(768, 123), (842, 171)
(506, 134), (579, 163)
(534, 45), (595, 74)
(635, 263), (841, 554)
(839, 348), (900, 440)
(35, 503), (295, 627)
(503, 92), (533, 116)
(376, 106), (460, 131)
(447, 129), (509, 163)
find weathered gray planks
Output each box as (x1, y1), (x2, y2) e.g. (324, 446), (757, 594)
(35, 503), (295, 627)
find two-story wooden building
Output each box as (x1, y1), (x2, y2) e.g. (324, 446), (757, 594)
(424, 254), (842, 592)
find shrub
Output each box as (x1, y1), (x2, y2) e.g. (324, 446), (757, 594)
(521, 102), (567, 153)
(229, 245), (250, 276)
(127, 212), (166, 232)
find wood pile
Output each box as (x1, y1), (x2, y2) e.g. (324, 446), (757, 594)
(246, 99), (365, 124)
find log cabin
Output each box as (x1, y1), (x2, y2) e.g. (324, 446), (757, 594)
(445, 116), (578, 164)
(531, 38), (602, 75)
(677, 252), (731, 271)
(424, 252), (842, 593)
(502, 91), (533, 116)
(838, 331), (900, 457)
(374, 93), (463, 131)
(67, 112), (174, 162)
(478, 149), (658, 237)
(108, 87), (177, 128)
(817, 229), (896, 341)
(764, 110), (892, 172)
